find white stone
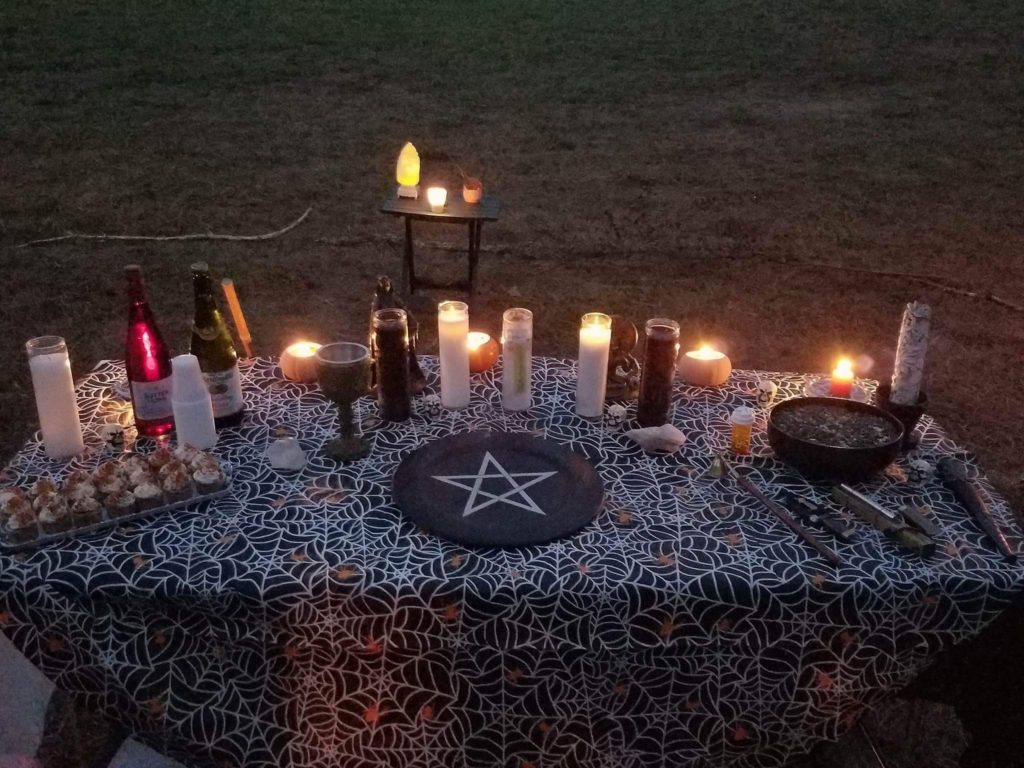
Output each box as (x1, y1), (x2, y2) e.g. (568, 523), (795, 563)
(267, 438), (306, 471)
(623, 424), (686, 453)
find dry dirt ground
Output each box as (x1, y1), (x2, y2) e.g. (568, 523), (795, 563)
(1, 1), (1022, 766)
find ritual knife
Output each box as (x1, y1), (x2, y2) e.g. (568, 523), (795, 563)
(781, 491), (857, 543)
(936, 457), (1017, 561)
(832, 485), (936, 557)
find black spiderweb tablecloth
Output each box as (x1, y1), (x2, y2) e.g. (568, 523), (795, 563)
(1, 357), (1021, 768)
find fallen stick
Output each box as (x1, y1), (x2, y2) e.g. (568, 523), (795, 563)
(16, 208), (312, 248)
(775, 259), (1023, 313)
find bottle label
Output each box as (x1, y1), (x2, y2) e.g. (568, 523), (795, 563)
(131, 377), (174, 422)
(203, 366), (244, 418)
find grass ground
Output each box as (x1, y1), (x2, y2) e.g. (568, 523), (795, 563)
(1, 1), (1022, 765)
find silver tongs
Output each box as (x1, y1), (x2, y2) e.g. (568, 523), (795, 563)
(832, 485), (936, 557)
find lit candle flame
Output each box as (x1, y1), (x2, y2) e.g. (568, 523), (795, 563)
(467, 332), (490, 351)
(689, 344), (723, 360)
(833, 357), (854, 380)
(287, 341), (321, 358)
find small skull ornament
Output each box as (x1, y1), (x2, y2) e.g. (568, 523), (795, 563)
(908, 458), (932, 483)
(420, 394), (443, 419)
(97, 424), (125, 449)
(755, 380), (778, 408)
(604, 403), (627, 430)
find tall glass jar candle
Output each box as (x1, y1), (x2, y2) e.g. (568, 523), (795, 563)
(576, 313), (612, 418)
(501, 308), (533, 411)
(372, 308), (412, 421)
(26, 336), (85, 459)
(637, 318), (681, 427)
(437, 301), (471, 410)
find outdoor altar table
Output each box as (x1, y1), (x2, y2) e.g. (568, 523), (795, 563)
(381, 193), (500, 295)
(1, 356), (1022, 768)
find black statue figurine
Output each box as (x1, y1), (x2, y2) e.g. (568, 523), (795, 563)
(606, 315), (641, 401)
(369, 276), (427, 395)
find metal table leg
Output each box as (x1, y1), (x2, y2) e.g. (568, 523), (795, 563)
(467, 221), (481, 295)
(402, 217), (416, 294)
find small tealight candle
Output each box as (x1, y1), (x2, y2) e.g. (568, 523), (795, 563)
(280, 341), (323, 383)
(677, 344), (732, 386)
(426, 186), (447, 213)
(830, 357), (854, 398)
(467, 332), (499, 372)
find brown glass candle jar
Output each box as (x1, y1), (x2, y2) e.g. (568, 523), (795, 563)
(637, 318), (681, 427)
(372, 309), (412, 422)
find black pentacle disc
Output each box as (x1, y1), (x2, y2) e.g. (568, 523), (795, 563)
(393, 432), (605, 547)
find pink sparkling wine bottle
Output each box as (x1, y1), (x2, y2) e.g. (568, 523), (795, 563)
(124, 265), (174, 437)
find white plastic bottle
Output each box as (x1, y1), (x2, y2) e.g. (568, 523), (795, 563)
(171, 354), (217, 450)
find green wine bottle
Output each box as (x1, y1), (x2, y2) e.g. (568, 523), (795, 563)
(189, 262), (244, 428)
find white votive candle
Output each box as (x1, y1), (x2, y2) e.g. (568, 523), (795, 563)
(427, 187), (447, 213)
(26, 336), (85, 460)
(576, 312), (612, 418)
(438, 300), (471, 409)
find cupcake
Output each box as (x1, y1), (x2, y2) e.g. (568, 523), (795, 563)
(67, 480), (98, 504)
(0, 487), (25, 506)
(161, 466), (192, 503)
(193, 464), (226, 495)
(31, 478), (58, 498)
(64, 469), (92, 490)
(191, 452), (219, 471)
(134, 481), (164, 511)
(96, 475), (125, 499)
(174, 443), (199, 466)
(38, 497), (71, 535)
(93, 461), (122, 483)
(105, 489), (137, 519)
(4, 499), (37, 545)
(148, 447), (174, 472)
(70, 495), (103, 527)
(127, 465), (155, 490)
(32, 490), (61, 513)
(0, 488), (27, 523)
(158, 460), (188, 481)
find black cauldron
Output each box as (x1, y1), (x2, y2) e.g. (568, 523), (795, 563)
(767, 396), (904, 482)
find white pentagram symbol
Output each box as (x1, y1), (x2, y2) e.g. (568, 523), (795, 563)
(432, 452), (557, 517)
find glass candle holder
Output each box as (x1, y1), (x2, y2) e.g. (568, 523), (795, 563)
(26, 336), (85, 459)
(637, 318), (681, 427)
(372, 309), (412, 422)
(438, 301), (470, 409)
(501, 308), (533, 411)
(576, 313), (612, 418)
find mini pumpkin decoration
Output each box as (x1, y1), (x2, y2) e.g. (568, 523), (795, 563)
(467, 332), (499, 372)
(280, 342), (322, 383)
(677, 345), (732, 387)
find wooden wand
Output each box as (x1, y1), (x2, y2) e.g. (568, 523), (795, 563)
(718, 456), (842, 566)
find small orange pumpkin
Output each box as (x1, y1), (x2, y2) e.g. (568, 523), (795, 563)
(467, 332), (499, 372)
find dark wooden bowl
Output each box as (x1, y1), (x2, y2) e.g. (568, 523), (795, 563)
(767, 396), (904, 482)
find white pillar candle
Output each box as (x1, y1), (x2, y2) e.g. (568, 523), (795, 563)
(576, 312), (612, 418)
(26, 336), (85, 460)
(438, 301), (471, 409)
(501, 308), (533, 411)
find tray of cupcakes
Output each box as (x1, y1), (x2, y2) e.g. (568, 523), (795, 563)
(0, 443), (230, 552)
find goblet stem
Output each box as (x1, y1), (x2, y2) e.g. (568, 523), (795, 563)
(339, 401), (355, 440)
